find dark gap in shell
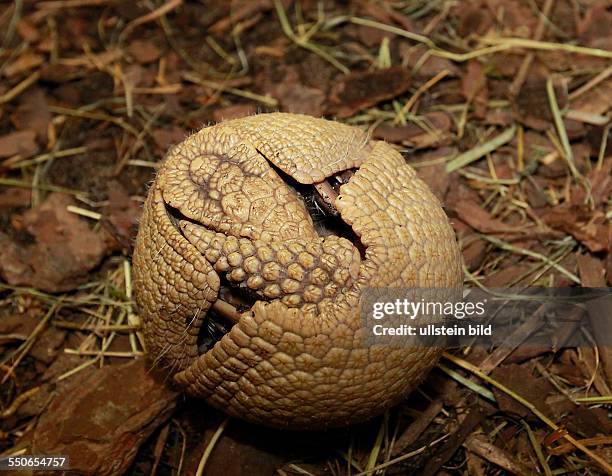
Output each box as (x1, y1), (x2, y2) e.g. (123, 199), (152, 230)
(254, 149), (366, 258)
(164, 203), (249, 355)
(164, 153), (368, 357)
(196, 307), (231, 354)
(196, 275), (254, 354)
(164, 202), (183, 230)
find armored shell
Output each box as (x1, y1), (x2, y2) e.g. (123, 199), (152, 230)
(133, 113), (462, 429)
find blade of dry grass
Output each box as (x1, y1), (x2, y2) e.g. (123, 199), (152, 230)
(36, 0), (113, 8)
(353, 434), (450, 476)
(275, 0), (349, 74)
(195, 418), (229, 476)
(596, 123), (610, 171)
(49, 105), (139, 136)
(348, 17), (435, 48)
(1, 299), (62, 384)
(395, 69), (450, 121)
(481, 37), (612, 59)
(546, 77), (581, 180)
(0, 70), (40, 105)
(523, 420), (554, 476)
(346, 16), (512, 62)
(482, 235), (581, 284)
(0, 386), (41, 419)
(364, 413), (386, 475)
(568, 65), (612, 101)
(575, 395), (612, 404)
(67, 205), (102, 221)
(509, 0), (554, 96)
(64, 349), (144, 357)
(0, 178), (86, 196)
(564, 109), (610, 126)
(446, 125), (516, 172)
(437, 363), (496, 402)
(442, 352), (612, 474)
(465, 434), (537, 475)
(119, 0), (183, 42)
(6, 146), (87, 169)
(182, 71), (278, 107)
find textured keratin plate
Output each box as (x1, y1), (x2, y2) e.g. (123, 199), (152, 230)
(133, 113), (462, 429)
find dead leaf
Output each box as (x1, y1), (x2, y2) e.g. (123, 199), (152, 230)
(212, 104), (257, 122)
(328, 66), (412, 118)
(415, 160), (450, 201)
(410, 113), (453, 148)
(462, 235), (488, 271)
(399, 44), (460, 79)
(17, 17), (40, 43)
(455, 1), (493, 37)
(153, 125), (186, 152)
(578, 1), (612, 43)
(563, 406), (612, 439)
(462, 60), (488, 118)
(486, 0), (538, 37)
(577, 254), (606, 287)
(0, 193), (108, 292)
(491, 363), (554, 418)
(452, 200), (520, 234)
(515, 80), (568, 130)
(31, 359), (179, 476)
(0, 187), (31, 208)
(421, 404), (496, 476)
(268, 67), (326, 116)
(570, 78), (612, 116)
(28, 326), (66, 364)
(373, 112), (452, 148)
(484, 263), (534, 287)
(537, 205), (609, 252)
(276, 82), (325, 116)
(462, 60), (486, 101)
(0, 130), (38, 158)
(11, 88), (52, 142)
(103, 182), (142, 251)
(127, 39), (162, 64)
(4, 52), (43, 77)
(565, 121), (587, 142)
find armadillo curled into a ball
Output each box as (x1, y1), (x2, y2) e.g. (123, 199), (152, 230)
(132, 113), (462, 429)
